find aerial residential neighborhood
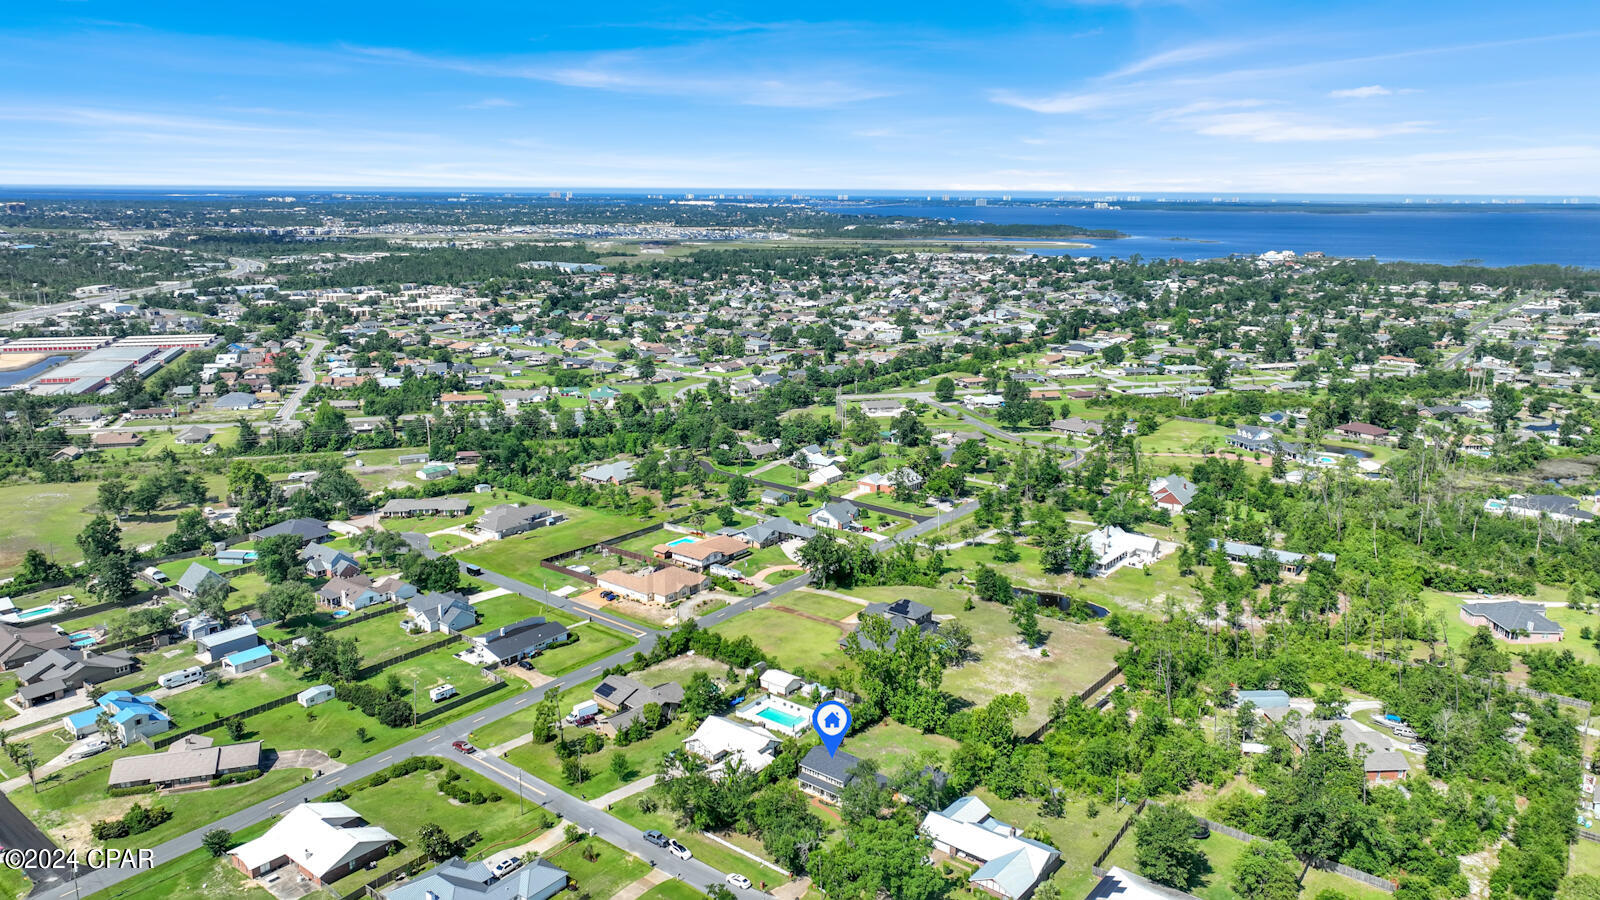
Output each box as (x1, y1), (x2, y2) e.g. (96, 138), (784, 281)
(0, 4), (1599, 894)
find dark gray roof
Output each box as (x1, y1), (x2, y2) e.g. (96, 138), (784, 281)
(478, 616), (567, 660)
(176, 563), (225, 595)
(249, 518), (331, 543)
(1460, 600), (1563, 635)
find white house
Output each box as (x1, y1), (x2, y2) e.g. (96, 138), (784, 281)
(809, 500), (860, 531)
(682, 716), (781, 775)
(230, 802), (397, 887)
(1084, 525), (1162, 576)
(921, 795), (1060, 900)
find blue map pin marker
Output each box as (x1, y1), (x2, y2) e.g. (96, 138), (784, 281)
(812, 700), (851, 757)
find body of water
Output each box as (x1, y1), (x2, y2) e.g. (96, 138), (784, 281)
(814, 203), (1600, 268)
(0, 355), (67, 388)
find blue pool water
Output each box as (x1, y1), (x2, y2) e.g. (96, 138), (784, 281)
(666, 537), (697, 546)
(756, 707), (806, 729)
(15, 606), (56, 621)
(333, 610), (351, 618)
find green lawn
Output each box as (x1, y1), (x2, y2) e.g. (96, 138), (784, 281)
(612, 793), (788, 886)
(160, 662), (305, 725)
(84, 819), (274, 900)
(639, 881), (708, 900)
(733, 544), (799, 579)
(848, 586), (1126, 732)
(431, 533), (473, 553)
(526, 622), (634, 676)
(778, 591), (864, 621)
(978, 788), (1135, 900)
(507, 718), (690, 800)
(841, 719), (959, 772)
(471, 592), (580, 630)
(710, 608), (851, 678)
(1136, 420), (1234, 454)
(541, 832), (653, 899)
(0, 482), (178, 575)
(458, 501), (668, 584)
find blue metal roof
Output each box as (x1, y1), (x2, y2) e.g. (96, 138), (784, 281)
(224, 645), (273, 665)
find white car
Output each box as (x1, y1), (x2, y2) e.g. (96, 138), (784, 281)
(667, 839), (693, 861)
(726, 873), (753, 890)
(492, 857), (523, 878)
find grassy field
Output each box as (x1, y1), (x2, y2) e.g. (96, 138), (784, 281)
(471, 591), (581, 629)
(841, 719), (959, 772)
(0, 482), (176, 574)
(638, 881), (707, 900)
(780, 590), (866, 621)
(710, 607), (851, 678)
(848, 586), (1126, 732)
(979, 788), (1135, 900)
(1139, 420), (1236, 453)
(1418, 587), (1598, 664)
(458, 500), (668, 584)
(334, 765), (557, 894)
(84, 819), (274, 900)
(541, 832), (653, 899)
(938, 539), (1201, 615)
(507, 716), (691, 800)
(471, 676), (601, 749)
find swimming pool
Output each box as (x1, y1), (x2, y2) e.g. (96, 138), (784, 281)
(666, 536), (698, 546)
(757, 707), (805, 728)
(736, 696), (815, 736)
(332, 610), (351, 619)
(13, 606), (56, 621)
(68, 631), (98, 647)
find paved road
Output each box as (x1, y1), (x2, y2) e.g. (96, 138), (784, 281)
(1443, 302), (1516, 368)
(273, 336), (327, 424)
(454, 752), (776, 899)
(841, 392), (1085, 462)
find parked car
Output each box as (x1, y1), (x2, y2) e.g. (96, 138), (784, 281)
(518, 659), (536, 671)
(726, 873), (752, 890)
(667, 839), (693, 861)
(492, 857), (523, 878)
(643, 830), (669, 848)
(451, 740), (476, 754)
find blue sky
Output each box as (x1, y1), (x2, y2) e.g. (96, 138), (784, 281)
(2, 1), (1598, 194)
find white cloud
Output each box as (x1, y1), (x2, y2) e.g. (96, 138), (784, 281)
(464, 97), (517, 109)
(1329, 85), (1392, 99)
(1107, 40), (1254, 79)
(1184, 111), (1432, 142)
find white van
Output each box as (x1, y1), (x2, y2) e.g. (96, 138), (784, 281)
(429, 684), (457, 703)
(159, 666), (206, 689)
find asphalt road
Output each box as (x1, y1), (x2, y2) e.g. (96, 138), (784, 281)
(273, 336), (327, 425)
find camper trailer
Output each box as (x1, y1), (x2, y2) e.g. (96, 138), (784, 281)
(158, 666), (206, 689)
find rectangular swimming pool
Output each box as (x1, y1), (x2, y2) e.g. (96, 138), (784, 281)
(666, 536), (698, 546)
(756, 707), (806, 729)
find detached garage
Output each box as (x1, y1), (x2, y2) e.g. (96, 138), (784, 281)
(222, 645), (273, 676)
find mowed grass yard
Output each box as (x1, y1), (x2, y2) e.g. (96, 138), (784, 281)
(0, 481), (175, 575)
(710, 607), (852, 678)
(458, 500), (668, 584)
(83, 819), (274, 900)
(938, 539), (1202, 614)
(848, 586), (1126, 732)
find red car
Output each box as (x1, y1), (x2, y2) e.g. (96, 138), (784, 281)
(451, 740), (476, 754)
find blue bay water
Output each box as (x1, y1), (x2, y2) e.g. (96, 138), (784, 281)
(813, 203), (1600, 268)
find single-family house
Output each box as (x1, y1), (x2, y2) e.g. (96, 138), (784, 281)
(595, 566), (709, 605)
(798, 745), (886, 805)
(682, 716), (781, 775)
(470, 616), (568, 665)
(1334, 422), (1392, 443)
(1148, 474), (1198, 513)
(0, 624), (72, 671)
(580, 461), (636, 484)
(301, 543), (360, 578)
(921, 795), (1060, 900)
(15, 648), (135, 705)
(249, 518), (332, 545)
(593, 674), (684, 735)
(230, 802), (398, 886)
(845, 598), (939, 651)
(62, 691), (171, 744)
(652, 534), (752, 570)
(475, 503), (560, 539)
(857, 468), (923, 495)
(1084, 526), (1162, 576)
(317, 575), (384, 611)
(809, 500), (860, 531)
(1459, 600), (1564, 643)
(377, 498), (470, 518)
(407, 592), (478, 634)
(107, 736), (262, 790)
(171, 563), (227, 600)
(388, 857), (569, 900)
